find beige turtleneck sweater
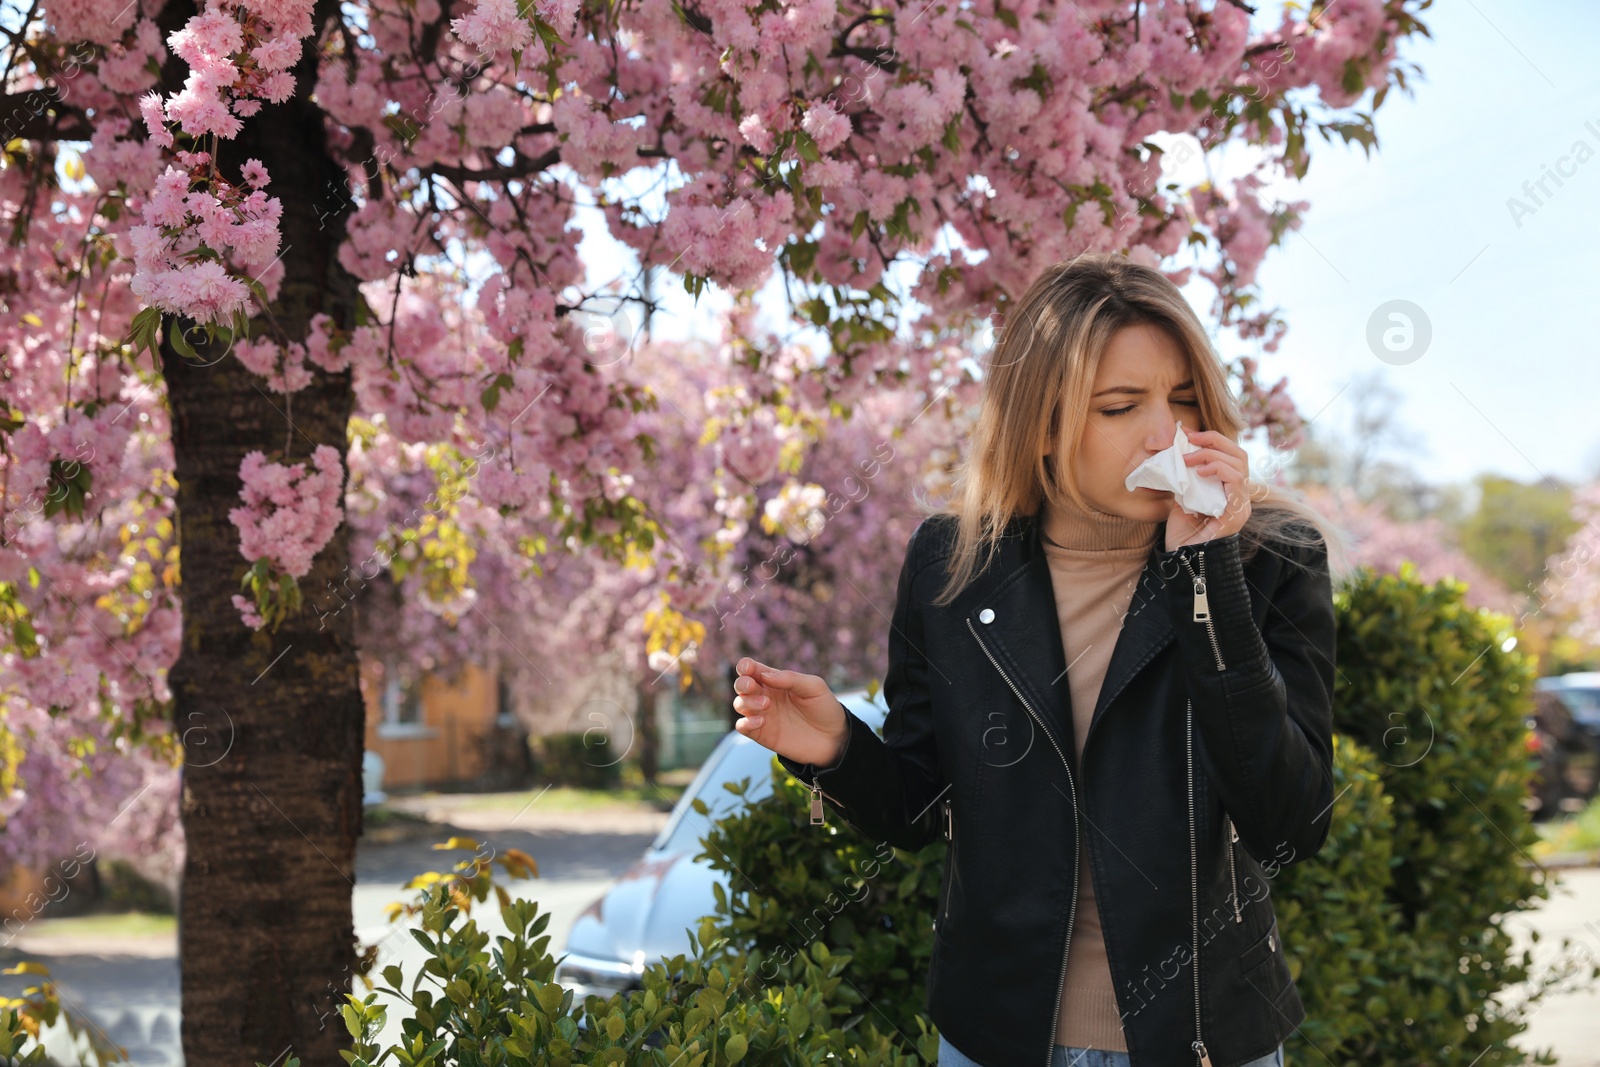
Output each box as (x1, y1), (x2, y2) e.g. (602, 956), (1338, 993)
(1039, 491), (1161, 1052)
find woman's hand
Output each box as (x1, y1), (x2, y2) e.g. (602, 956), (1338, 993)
(1164, 429), (1252, 551)
(732, 657), (850, 767)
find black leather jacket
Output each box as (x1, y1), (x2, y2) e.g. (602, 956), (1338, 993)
(777, 507), (1337, 1067)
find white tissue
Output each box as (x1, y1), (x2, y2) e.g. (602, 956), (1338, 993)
(1123, 420), (1229, 518)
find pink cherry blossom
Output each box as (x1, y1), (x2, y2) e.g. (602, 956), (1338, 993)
(450, 0), (533, 56)
(229, 445), (346, 584)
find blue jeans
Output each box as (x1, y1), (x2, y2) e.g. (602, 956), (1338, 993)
(938, 1033), (1285, 1067)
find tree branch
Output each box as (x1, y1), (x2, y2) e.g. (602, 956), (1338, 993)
(422, 145), (561, 183)
(0, 90), (93, 142)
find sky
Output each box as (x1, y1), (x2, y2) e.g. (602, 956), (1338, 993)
(1239, 0), (1600, 491)
(564, 0), (1600, 495)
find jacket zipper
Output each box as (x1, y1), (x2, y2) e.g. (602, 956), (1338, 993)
(940, 797), (955, 926)
(1182, 547), (1227, 1060)
(967, 616), (1078, 1067)
(1179, 549), (1226, 671)
(1226, 814), (1242, 923)
(807, 777), (846, 825)
(1187, 696), (1212, 1067)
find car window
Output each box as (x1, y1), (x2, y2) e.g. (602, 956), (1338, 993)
(651, 737), (783, 857)
(1558, 687), (1600, 716)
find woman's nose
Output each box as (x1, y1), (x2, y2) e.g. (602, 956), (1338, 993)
(1146, 422), (1176, 453)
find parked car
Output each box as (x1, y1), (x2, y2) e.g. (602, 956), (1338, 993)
(1537, 672), (1600, 745)
(552, 686), (889, 1002)
(1531, 673), (1600, 817)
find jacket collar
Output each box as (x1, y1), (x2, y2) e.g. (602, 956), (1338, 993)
(968, 502), (1175, 760)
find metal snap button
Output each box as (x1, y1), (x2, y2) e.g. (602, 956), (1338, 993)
(978, 608), (995, 624)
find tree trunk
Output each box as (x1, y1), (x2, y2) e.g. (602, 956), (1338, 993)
(158, 1), (365, 1062)
(635, 676), (658, 786)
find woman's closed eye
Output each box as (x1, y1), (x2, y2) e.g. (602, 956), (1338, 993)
(1103, 398), (1200, 416)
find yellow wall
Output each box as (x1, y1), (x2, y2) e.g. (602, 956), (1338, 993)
(0, 864), (45, 928)
(361, 658), (506, 790)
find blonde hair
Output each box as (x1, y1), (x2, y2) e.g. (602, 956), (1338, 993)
(919, 252), (1352, 607)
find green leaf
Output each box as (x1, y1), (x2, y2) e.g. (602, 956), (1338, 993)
(481, 372), (515, 413)
(127, 306), (163, 359)
(534, 983), (565, 1014)
(792, 129), (821, 164)
(168, 322), (198, 359)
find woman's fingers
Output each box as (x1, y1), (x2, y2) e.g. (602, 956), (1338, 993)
(736, 656), (785, 677)
(734, 658), (818, 725)
(738, 657), (805, 691)
(733, 664), (768, 705)
(1185, 430), (1245, 460)
(753, 665), (801, 690)
(1183, 437), (1249, 482)
(1184, 446), (1243, 473)
(733, 670), (771, 708)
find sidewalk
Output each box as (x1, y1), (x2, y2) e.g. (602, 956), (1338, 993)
(1503, 865), (1600, 1065)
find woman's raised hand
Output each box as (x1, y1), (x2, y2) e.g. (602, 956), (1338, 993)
(732, 657), (850, 767)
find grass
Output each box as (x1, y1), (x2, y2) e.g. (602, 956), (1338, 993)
(453, 782), (689, 813)
(1533, 793), (1600, 857)
(363, 804), (435, 828)
(20, 912), (176, 940)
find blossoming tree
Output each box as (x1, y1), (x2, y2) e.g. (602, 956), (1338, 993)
(0, 0), (1430, 1059)
(335, 305), (978, 771)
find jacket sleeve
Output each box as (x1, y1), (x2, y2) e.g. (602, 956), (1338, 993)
(1158, 527), (1337, 868)
(775, 519), (945, 852)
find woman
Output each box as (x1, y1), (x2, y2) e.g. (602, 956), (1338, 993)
(732, 253), (1345, 1067)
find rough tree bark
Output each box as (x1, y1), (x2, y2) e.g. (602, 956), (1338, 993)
(157, 1), (366, 1062)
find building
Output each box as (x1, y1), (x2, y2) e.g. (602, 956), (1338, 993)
(359, 648), (731, 793)
(360, 656), (528, 791)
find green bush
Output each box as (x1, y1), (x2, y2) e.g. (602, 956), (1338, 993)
(528, 731), (623, 790)
(94, 858), (176, 915)
(335, 840), (923, 1067)
(0, 1005), (46, 1067)
(1274, 732), (1398, 1055)
(1, 961), (122, 1066)
(692, 771), (943, 1062)
(1291, 562), (1596, 1066)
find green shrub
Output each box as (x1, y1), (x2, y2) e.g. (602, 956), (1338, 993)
(0, 1005), (45, 1067)
(94, 858), (175, 915)
(1, 962), (123, 1066)
(336, 840), (923, 1067)
(1299, 562), (1595, 1066)
(1275, 733), (1398, 1056)
(528, 731), (623, 790)
(693, 770), (943, 1062)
